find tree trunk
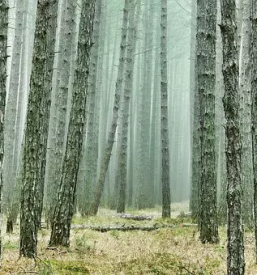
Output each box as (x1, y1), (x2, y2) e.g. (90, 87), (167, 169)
(3, 0), (25, 218)
(0, 0), (8, 257)
(116, 0), (137, 213)
(90, 0), (130, 215)
(197, 0), (219, 243)
(49, 0), (96, 247)
(189, 0), (198, 221)
(220, 0), (245, 273)
(77, 0), (102, 216)
(19, 0), (58, 258)
(239, 0), (253, 228)
(160, 0), (170, 218)
(251, 0), (257, 264)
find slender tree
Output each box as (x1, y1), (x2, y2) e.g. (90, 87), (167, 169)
(197, 0), (219, 243)
(220, 0), (245, 273)
(0, 0), (8, 257)
(77, 0), (102, 216)
(189, 0), (198, 221)
(116, 0), (136, 213)
(160, 0), (170, 218)
(251, 0), (257, 264)
(90, 0), (130, 215)
(20, 0), (58, 258)
(45, 0), (77, 225)
(3, 0), (25, 224)
(49, 0), (96, 247)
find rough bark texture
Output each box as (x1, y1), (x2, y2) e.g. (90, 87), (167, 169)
(77, 0), (102, 216)
(251, 0), (257, 264)
(90, 0), (130, 216)
(220, 0), (245, 273)
(0, 0), (8, 257)
(160, 0), (171, 218)
(197, 0), (219, 243)
(20, 0), (58, 258)
(49, 0), (96, 247)
(49, 0), (77, 224)
(116, 0), (136, 213)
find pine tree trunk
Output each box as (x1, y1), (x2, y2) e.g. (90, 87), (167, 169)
(3, 0), (24, 218)
(220, 0), (245, 273)
(90, 0), (130, 216)
(19, 0), (58, 258)
(77, 0), (102, 216)
(0, 0), (8, 257)
(160, 0), (170, 218)
(116, 0), (136, 213)
(251, 0), (257, 264)
(239, 0), (253, 228)
(6, 0), (36, 234)
(49, 0), (96, 247)
(197, 0), (219, 243)
(189, 0), (198, 221)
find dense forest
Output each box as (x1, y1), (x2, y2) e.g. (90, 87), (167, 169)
(0, 0), (256, 274)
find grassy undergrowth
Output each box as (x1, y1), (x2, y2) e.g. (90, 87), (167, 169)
(1, 204), (257, 274)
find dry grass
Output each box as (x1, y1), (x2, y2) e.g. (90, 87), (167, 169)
(0, 204), (257, 274)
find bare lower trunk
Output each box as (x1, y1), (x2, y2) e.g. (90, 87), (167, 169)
(49, 0), (96, 247)
(90, 0), (130, 215)
(220, 0), (245, 273)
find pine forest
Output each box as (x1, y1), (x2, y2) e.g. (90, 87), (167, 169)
(0, 0), (256, 274)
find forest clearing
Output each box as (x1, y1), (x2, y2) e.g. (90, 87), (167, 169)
(0, 202), (256, 274)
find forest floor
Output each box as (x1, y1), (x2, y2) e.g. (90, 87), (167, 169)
(1, 202), (257, 274)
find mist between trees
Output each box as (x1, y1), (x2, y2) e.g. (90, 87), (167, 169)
(0, 0), (255, 274)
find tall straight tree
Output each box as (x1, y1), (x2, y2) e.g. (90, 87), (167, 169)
(90, 0), (130, 215)
(251, 0), (257, 264)
(116, 0), (136, 213)
(77, 0), (102, 216)
(220, 0), (245, 273)
(197, 0), (219, 243)
(49, 0), (96, 247)
(20, 0), (58, 258)
(160, 0), (170, 218)
(0, 0), (8, 257)
(190, 0), (199, 221)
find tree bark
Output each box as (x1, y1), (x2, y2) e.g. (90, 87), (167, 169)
(197, 0), (219, 243)
(160, 0), (171, 218)
(90, 0), (130, 215)
(220, 0), (245, 273)
(20, 0), (58, 258)
(0, 0), (8, 257)
(49, 0), (96, 247)
(251, 0), (257, 264)
(116, 0), (137, 213)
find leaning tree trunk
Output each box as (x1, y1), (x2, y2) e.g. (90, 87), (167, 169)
(197, 0), (219, 243)
(251, 0), (257, 264)
(160, 0), (171, 218)
(0, 0), (8, 258)
(19, 0), (58, 258)
(220, 0), (245, 273)
(49, 0), (96, 247)
(90, 0), (130, 216)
